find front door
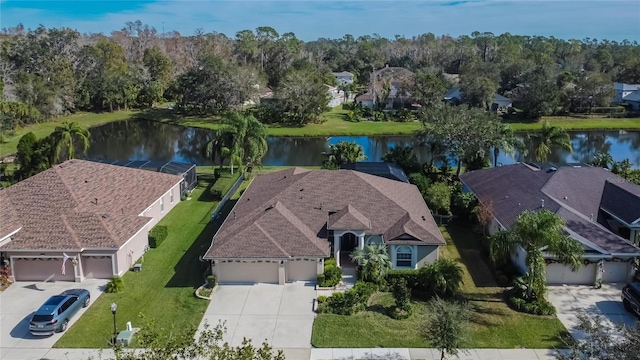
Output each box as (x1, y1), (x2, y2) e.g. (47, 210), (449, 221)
(341, 233), (357, 251)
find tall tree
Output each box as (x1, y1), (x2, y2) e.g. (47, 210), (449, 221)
(487, 124), (525, 167)
(49, 121), (90, 163)
(513, 67), (560, 119)
(489, 209), (584, 299)
(424, 297), (471, 360)
(410, 69), (447, 107)
(531, 120), (573, 162)
(459, 74), (497, 109)
(381, 146), (421, 174)
(322, 141), (366, 168)
(271, 68), (330, 125)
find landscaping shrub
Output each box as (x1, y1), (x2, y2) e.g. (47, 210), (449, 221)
(324, 258), (337, 267)
(507, 289), (556, 315)
(106, 276), (124, 293)
(316, 273), (325, 285)
(352, 281), (378, 305)
(391, 278), (412, 319)
(316, 295), (327, 304)
(322, 291), (360, 315)
(206, 275), (217, 288)
(386, 269), (420, 290)
(419, 258), (464, 298)
(322, 265), (342, 287)
(208, 188), (223, 201)
(148, 225), (168, 248)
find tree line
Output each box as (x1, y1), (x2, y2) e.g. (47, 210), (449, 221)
(2, 22), (640, 134)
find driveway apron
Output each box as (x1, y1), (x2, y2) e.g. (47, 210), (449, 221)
(199, 283), (316, 349)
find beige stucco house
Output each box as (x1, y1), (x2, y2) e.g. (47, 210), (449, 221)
(0, 159), (182, 282)
(204, 168), (445, 284)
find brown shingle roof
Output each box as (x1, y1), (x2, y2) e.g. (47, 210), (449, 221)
(0, 159), (182, 251)
(0, 194), (22, 240)
(461, 164), (640, 255)
(328, 205), (371, 230)
(205, 168), (445, 259)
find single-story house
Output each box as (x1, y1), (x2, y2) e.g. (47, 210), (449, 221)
(0, 159), (183, 282)
(444, 87), (512, 109)
(355, 92), (375, 109)
(333, 71), (354, 85)
(204, 168), (445, 284)
(622, 91), (640, 111)
(340, 162), (409, 183)
(460, 163), (640, 286)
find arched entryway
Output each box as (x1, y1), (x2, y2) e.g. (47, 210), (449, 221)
(340, 233), (358, 267)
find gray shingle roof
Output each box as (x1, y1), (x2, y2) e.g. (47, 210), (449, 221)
(461, 163), (640, 255)
(0, 159), (182, 250)
(205, 168), (445, 259)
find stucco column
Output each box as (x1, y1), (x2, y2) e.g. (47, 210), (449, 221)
(278, 261), (285, 285)
(358, 234), (365, 250)
(74, 255), (83, 282)
(334, 233), (341, 267)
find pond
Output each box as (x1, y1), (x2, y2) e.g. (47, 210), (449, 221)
(87, 119), (640, 168)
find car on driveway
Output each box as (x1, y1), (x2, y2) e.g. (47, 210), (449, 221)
(29, 288), (90, 336)
(622, 283), (640, 318)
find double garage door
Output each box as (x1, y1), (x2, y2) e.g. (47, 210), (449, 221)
(546, 261), (630, 285)
(215, 259), (318, 284)
(12, 258), (75, 282)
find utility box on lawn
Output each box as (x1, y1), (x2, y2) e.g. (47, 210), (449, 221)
(116, 330), (134, 346)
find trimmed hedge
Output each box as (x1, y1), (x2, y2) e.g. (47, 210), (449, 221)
(206, 275), (217, 288)
(149, 225), (168, 248)
(318, 281), (378, 315)
(322, 265), (342, 287)
(386, 269), (420, 290)
(507, 289), (556, 315)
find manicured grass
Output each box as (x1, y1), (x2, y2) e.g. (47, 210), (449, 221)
(311, 220), (570, 349)
(511, 116), (640, 131)
(0, 111), (138, 157)
(54, 169), (241, 348)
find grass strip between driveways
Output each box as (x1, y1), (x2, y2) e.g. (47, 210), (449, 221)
(3, 107), (639, 157)
(311, 221), (570, 349)
(54, 168), (241, 348)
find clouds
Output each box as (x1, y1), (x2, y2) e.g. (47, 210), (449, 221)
(1, 0), (638, 41)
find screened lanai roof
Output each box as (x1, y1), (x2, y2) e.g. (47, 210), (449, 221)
(90, 159), (197, 191)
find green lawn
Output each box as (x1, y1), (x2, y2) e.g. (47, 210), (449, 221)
(311, 221), (570, 349)
(54, 168), (241, 348)
(0, 111), (137, 157)
(3, 106), (639, 157)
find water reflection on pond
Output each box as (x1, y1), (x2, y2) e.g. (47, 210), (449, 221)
(87, 119), (640, 168)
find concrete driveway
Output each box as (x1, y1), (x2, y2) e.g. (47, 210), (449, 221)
(547, 284), (638, 341)
(199, 283), (316, 348)
(0, 280), (107, 360)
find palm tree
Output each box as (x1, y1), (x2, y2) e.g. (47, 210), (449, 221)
(530, 121), (572, 162)
(221, 112), (268, 171)
(589, 152), (614, 169)
(350, 244), (392, 285)
(50, 121), (90, 164)
(489, 124), (526, 167)
(489, 209), (583, 299)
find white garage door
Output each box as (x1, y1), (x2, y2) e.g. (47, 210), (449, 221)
(546, 263), (596, 285)
(216, 261), (279, 284)
(286, 259), (318, 282)
(12, 257), (75, 282)
(603, 261), (630, 283)
(82, 256), (114, 279)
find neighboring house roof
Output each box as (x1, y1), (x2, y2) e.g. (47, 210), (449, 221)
(340, 162), (410, 183)
(615, 82), (640, 91)
(356, 92), (374, 101)
(460, 163), (640, 256)
(0, 159), (182, 250)
(333, 71), (354, 77)
(205, 168), (445, 259)
(623, 92), (640, 102)
(444, 87), (511, 106)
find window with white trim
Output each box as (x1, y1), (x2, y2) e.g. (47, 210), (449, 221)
(396, 246), (412, 268)
(160, 197), (164, 212)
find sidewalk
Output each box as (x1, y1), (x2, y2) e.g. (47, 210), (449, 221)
(5, 347), (568, 360)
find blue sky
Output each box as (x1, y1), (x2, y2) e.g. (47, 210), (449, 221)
(1, 0), (639, 41)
